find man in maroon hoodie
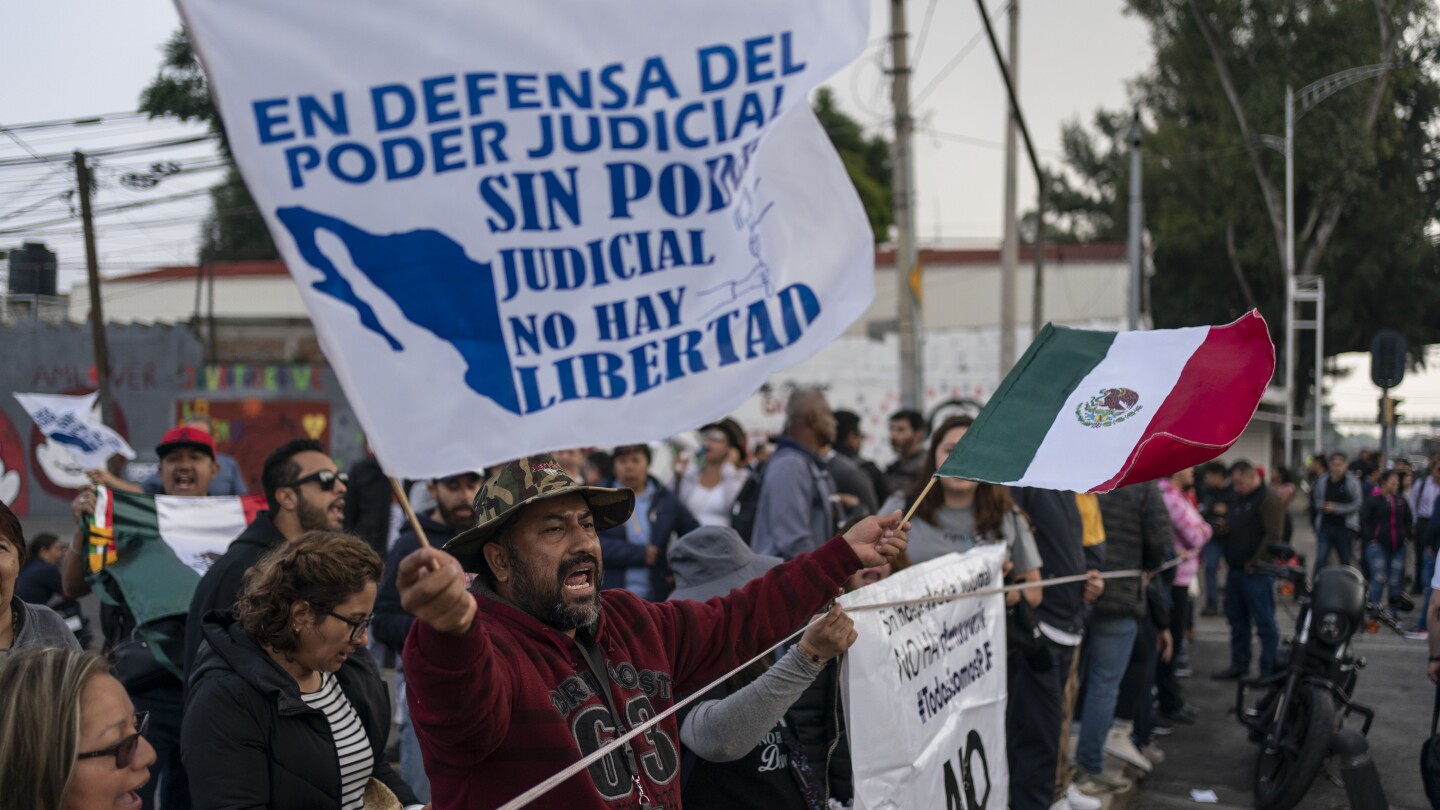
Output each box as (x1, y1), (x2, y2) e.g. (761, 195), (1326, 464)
(396, 454), (908, 809)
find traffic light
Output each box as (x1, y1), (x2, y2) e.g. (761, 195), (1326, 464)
(1370, 329), (1407, 389)
(1378, 395), (1402, 427)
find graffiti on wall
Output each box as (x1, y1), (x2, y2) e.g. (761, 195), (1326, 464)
(178, 399), (332, 494)
(0, 409), (25, 512)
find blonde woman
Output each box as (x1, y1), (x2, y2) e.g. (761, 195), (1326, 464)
(0, 646), (155, 810)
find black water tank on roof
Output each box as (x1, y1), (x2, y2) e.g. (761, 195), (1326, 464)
(8, 241), (58, 296)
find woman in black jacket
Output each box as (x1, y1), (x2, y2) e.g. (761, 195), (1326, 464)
(183, 530), (422, 810)
(1362, 470), (1413, 611)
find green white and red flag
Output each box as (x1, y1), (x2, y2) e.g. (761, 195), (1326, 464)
(85, 486), (267, 677)
(87, 486), (268, 577)
(939, 311), (1274, 493)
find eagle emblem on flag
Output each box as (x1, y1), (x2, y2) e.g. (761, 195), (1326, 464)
(1075, 387), (1143, 429)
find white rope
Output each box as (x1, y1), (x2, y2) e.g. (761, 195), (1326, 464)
(495, 552), (1190, 810)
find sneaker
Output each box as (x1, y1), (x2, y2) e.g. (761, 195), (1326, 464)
(1063, 783), (1103, 810)
(1140, 743), (1165, 765)
(1407, 629), (1429, 640)
(1048, 799), (1073, 810)
(1152, 717), (1173, 737)
(1074, 767), (1133, 796)
(1175, 665), (1193, 678)
(1104, 725), (1153, 772)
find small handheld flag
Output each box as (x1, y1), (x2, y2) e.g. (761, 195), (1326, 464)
(935, 311), (1274, 494)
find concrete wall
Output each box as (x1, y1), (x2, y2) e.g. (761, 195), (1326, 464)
(0, 321), (365, 519)
(69, 275), (307, 323)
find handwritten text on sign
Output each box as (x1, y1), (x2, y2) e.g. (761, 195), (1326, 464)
(180, 0), (874, 477)
(841, 546), (1009, 810)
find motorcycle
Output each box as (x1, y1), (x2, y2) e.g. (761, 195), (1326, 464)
(1235, 545), (1389, 810)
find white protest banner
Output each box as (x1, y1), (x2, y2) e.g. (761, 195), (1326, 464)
(839, 545), (1009, 810)
(176, 0), (875, 477)
(14, 392), (136, 470)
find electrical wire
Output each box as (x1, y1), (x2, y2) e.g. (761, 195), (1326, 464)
(911, 0), (942, 70)
(912, 0), (1011, 107)
(0, 111), (150, 133)
(0, 135), (215, 169)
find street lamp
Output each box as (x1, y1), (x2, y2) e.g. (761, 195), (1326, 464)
(1258, 64), (1393, 468)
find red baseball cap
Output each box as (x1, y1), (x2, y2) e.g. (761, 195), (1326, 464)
(155, 426), (216, 460)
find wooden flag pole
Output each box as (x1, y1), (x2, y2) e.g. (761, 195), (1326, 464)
(899, 475), (936, 527)
(389, 477), (432, 549)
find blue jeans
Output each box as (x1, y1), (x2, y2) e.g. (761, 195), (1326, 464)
(1225, 569), (1279, 675)
(1202, 540), (1225, 609)
(1418, 549), (1436, 631)
(1366, 543), (1407, 607)
(395, 669), (432, 802)
(1077, 614), (1138, 774)
(1315, 525), (1354, 573)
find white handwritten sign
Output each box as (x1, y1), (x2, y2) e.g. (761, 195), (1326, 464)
(177, 0), (875, 477)
(840, 545), (1009, 810)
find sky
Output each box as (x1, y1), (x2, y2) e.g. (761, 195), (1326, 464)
(0, 0), (1150, 287)
(1, 1), (1430, 423)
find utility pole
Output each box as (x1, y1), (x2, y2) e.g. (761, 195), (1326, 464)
(73, 151), (116, 436)
(890, 0), (923, 410)
(1127, 111), (1143, 330)
(999, 0), (1019, 372)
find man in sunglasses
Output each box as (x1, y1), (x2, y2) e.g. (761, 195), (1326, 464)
(183, 438), (349, 675)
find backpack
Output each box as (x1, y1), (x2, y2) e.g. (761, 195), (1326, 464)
(729, 462), (767, 544)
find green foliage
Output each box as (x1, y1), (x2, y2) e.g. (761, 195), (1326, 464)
(138, 28), (277, 262)
(813, 88), (894, 243)
(1052, 1), (1440, 367)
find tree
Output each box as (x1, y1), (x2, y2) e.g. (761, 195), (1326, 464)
(1050, 0), (1440, 380)
(814, 88), (894, 243)
(139, 29), (277, 262)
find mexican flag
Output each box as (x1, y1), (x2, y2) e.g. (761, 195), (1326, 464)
(86, 486), (267, 675)
(87, 486), (268, 577)
(940, 311), (1274, 493)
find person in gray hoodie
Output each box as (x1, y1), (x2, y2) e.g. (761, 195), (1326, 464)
(0, 501), (80, 655)
(1312, 451), (1363, 574)
(668, 525), (859, 810)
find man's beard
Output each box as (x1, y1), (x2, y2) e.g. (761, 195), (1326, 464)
(297, 496), (337, 532)
(436, 500), (472, 532)
(510, 552), (601, 632)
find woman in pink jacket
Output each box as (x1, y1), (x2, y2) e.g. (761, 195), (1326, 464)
(1156, 467), (1212, 727)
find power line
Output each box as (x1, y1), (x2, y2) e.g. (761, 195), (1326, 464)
(913, 0), (1011, 107)
(0, 191), (69, 224)
(0, 187), (213, 236)
(0, 112), (151, 133)
(0, 135), (215, 169)
(0, 126), (75, 182)
(911, 0), (942, 70)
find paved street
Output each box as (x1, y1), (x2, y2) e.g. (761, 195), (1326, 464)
(1136, 514), (1433, 809)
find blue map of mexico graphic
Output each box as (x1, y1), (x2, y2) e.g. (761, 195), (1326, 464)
(276, 205), (827, 416)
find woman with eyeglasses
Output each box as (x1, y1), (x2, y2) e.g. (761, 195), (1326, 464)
(0, 647), (155, 810)
(183, 530), (425, 810)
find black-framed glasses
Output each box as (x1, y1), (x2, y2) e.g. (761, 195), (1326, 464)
(76, 712), (149, 769)
(322, 610), (373, 642)
(282, 470), (349, 491)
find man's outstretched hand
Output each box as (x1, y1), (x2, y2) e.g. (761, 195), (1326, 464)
(842, 511), (909, 568)
(398, 547), (476, 637)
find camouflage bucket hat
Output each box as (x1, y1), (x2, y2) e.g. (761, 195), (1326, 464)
(443, 454), (634, 556)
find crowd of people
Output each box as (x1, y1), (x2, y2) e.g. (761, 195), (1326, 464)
(6, 390), (1438, 810)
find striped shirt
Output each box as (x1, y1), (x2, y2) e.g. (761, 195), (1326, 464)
(301, 671), (374, 810)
